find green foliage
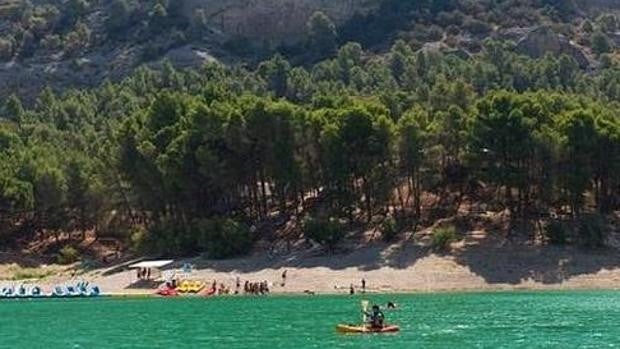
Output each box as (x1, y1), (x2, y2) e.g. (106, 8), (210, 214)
(307, 11), (337, 57)
(303, 216), (345, 250)
(597, 14), (618, 33)
(129, 226), (148, 253)
(544, 220), (569, 245)
(148, 2), (169, 34)
(470, 92), (540, 213)
(106, 0), (131, 37)
(63, 0), (89, 27)
(431, 226), (458, 252)
(582, 20), (594, 34)
(463, 18), (492, 35)
(381, 217), (399, 242)
(4, 94), (24, 122)
(189, 9), (209, 39)
(0, 37), (14, 61)
(57, 245), (80, 265)
(0, 0), (617, 72)
(196, 218), (253, 259)
(258, 54), (291, 98)
(8, 266), (55, 281)
(591, 31), (613, 55)
(1, 1), (620, 260)
(64, 22), (91, 57)
(579, 215), (608, 248)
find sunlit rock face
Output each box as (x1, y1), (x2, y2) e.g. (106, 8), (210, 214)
(576, 0), (620, 13)
(183, 0), (379, 42)
(516, 26), (590, 68)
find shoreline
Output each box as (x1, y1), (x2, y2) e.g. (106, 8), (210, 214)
(105, 286), (620, 297)
(3, 286), (620, 300)
(4, 242), (620, 297)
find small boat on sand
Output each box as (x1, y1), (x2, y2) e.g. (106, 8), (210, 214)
(1, 282), (101, 299)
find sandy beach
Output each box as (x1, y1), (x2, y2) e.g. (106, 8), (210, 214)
(6, 240), (613, 296)
(3, 224), (620, 296)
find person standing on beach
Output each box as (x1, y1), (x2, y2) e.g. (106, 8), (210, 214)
(350, 284), (355, 295)
(281, 269), (287, 287)
(361, 278), (366, 293)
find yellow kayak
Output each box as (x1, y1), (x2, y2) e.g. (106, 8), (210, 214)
(176, 280), (205, 293)
(336, 324), (400, 333)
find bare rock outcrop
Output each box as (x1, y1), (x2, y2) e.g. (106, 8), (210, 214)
(576, 0), (620, 13)
(0, 44), (218, 102)
(184, 0), (379, 42)
(515, 26), (591, 68)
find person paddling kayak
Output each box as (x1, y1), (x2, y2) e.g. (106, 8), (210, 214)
(336, 302), (399, 334)
(363, 305), (385, 329)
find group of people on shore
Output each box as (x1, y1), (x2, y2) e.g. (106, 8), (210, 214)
(207, 280), (231, 295)
(136, 268), (151, 280)
(243, 280), (270, 295)
(202, 277), (272, 296)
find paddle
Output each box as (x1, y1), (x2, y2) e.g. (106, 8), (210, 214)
(361, 300), (369, 325)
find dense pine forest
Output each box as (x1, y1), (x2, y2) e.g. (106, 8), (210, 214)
(0, 0), (619, 260)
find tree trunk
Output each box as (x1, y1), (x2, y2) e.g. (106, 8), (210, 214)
(260, 169), (268, 217)
(414, 168), (422, 218)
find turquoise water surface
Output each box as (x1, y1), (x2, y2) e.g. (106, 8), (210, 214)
(2, 291), (620, 348)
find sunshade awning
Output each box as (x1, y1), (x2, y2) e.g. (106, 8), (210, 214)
(129, 260), (174, 269)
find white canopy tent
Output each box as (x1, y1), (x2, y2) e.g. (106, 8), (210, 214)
(129, 260), (174, 282)
(129, 260), (174, 269)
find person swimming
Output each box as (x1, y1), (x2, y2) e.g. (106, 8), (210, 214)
(387, 302), (396, 309)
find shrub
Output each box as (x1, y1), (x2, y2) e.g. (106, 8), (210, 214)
(169, 29), (187, 48)
(142, 43), (162, 61)
(106, 0), (131, 37)
(140, 219), (186, 255)
(190, 9), (208, 39)
(138, 217), (253, 258)
(64, 22), (91, 57)
(544, 220), (568, 245)
(597, 14), (618, 33)
(582, 20), (594, 34)
(41, 34), (62, 52)
(427, 25), (445, 41)
(381, 217), (399, 242)
(0, 37), (14, 61)
(129, 226), (148, 253)
(57, 245), (80, 264)
(8, 266), (55, 280)
(303, 216), (345, 250)
(18, 30), (36, 58)
(436, 10), (464, 27)
(148, 2), (169, 34)
(431, 225), (458, 252)
(196, 218), (253, 259)
(446, 25), (461, 36)
(591, 31), (613, 55)
(463, 18), (492, 35)
(579, 215), (608, 248)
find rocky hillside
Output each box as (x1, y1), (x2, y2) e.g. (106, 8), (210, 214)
(577, 0), (620, 12)
(182, 0), (379, 42)
(1, 0), (619, 101)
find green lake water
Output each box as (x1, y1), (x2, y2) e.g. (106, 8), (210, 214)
(2, 291), (620, 348)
